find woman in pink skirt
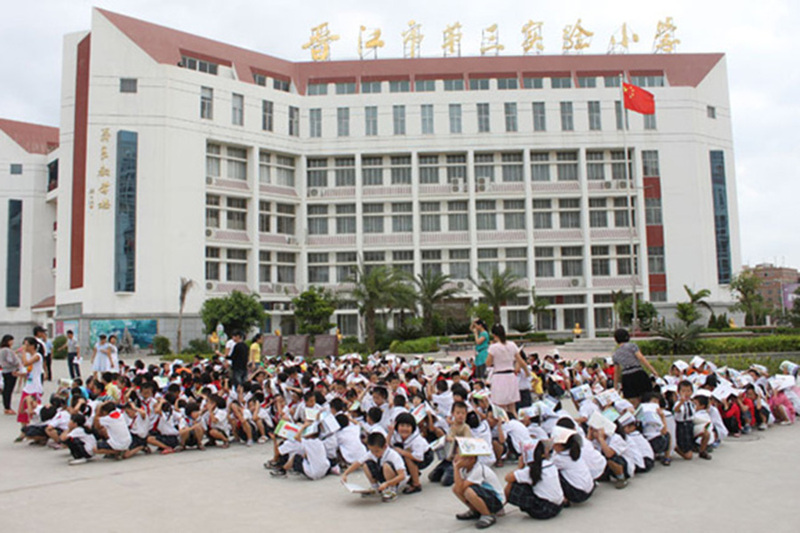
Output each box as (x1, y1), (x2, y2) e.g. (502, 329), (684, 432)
(16, 337), (44, 427)
(487, 324), (527, 414)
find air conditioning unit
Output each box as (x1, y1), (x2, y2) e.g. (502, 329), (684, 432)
(273, 302), (286, 311)
(285, 236), (297, 245)
(206, 281), (215, 291)
(307, 187), (321, 197)
(205, 229), (214, 238)
(602, 181), (613, 189)
(450, 179), (464, 193)
(476, 177), (489, 192)
(206, 177), (214, 185)
(456, 281), (472, 291)
(616, 181), (629, 190)
(569, 278), (582, 287)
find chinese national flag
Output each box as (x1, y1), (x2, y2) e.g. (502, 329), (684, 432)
(623, 82), (655, 115)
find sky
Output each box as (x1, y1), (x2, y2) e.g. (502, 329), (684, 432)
(2, 0), (798, 270)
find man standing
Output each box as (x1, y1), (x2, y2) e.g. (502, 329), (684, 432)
(33, 326), (51, 382)
(66, 330), (81, 379)
(229, 332), (248, 388)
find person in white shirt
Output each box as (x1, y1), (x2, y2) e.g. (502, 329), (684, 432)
(270, 420), (332, 480)
(334, 415), (368, 466)
(93, 401), (132, 459)
(551, 426), (595, 505)
(108, 335), (120, 372)
(504, 439), (564, 520)
(453, 451), (505, 529)
(91, 335), (113, 376)
(60, 413), (97, 465)
(391, 413), (432, 494)
(341, 432), (407, 503)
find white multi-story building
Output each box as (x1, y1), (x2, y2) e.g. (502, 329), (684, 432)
(8, 8), (743, 345)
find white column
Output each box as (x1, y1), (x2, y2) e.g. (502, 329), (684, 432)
(578, 147), (595, 338)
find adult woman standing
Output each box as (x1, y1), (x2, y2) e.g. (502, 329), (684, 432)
(612, 328), (659, 407)
(486, 324), (527, 414)
(471, 320), (490, 379)
(16, 337), (43, 427)
(1, 335), (21, 414)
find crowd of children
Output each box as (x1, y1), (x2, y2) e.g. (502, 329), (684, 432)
(8, 328), (800, 529)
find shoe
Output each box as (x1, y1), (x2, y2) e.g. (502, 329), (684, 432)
(402, 484), (422, 495)
(699, 451), (712, 460)
(779, 421), (791, 426)
(475, 515), (496, 529)
(69, 458), (88, 465)
(661, 457), (672, 466)
(381, 488), (397, 502)
(257, 436), (268, 444)
(13, 435), (24, 443)
(614, 476), (628, 489)
(48, 441), (64, 450)
(246, 440), (253, 447)
(270, 469), (287, 478)
(4, 409), (15, 415)
(758, 424), (767, 431)
(161, 448), (174, 456)
(329, 465), (341, 475)
(456, 510), (481, 520)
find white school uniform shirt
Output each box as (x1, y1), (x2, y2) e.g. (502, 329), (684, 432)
(461, 462), (506, 504)
(431, 391), (454, 419)
(391, 429), (430, 462)
(580, 438), (607, 480)
(47, 409), (71, 432)
(99, 412), (133, 451)
(673, 400), (695, 422)
(502, 419), (533, 453)
(337, 424), (368, 464)
(709, 405), (728, 440)
(526, 423), (549, 441)
(641, 410), (665, 440)
(156, 411), (181, 436)
(109, 344), (119, 372)
(616, 434), (641, 475)
(123, 412), (150, 439)
(346, 373), (368, 386)
(211, 407), (231, 434)
(386, 406), (408, 429)
(366, 446), (406, 477)
(514, 460), (564, 505)
(69, 427), (97, 457)
(22, 354), (44, 395)
(578, 400), (600, 421)
(362, 422), (387, 438)
(93, 342), (111, 372)
(628, 430), (655, 461)
(471, 421), (495, 466)
(553, 450), (595, 494)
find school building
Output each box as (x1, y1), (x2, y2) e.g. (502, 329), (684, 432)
(0, 8), (742, 345)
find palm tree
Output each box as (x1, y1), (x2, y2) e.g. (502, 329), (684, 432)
(176, 277), (195, 353)
(350, 265), (415, 352)
(414, 271), (463, 336)
(611, 290), (628, 328)
(529, 286), (551, 332)
(684, 285), (713, 314)
(471, 269), (526, 327)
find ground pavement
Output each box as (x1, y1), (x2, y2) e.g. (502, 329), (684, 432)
(1, 358), (799, 532)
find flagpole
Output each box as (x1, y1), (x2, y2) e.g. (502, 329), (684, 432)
(620, 74), (638, 333)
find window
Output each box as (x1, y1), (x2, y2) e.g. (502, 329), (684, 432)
(361, 81), (381, 94)
(226, 249), (248, 282)
(476, 200), (497, 231)
(475, 154), (494, 183)
(505, 247), (527, 278)
(551, 76), (572, 89)
(642, 150), (660, 177)
(650, 291), (667, 303)
(648, 246), (665, 274)
(259, 201), (271, 232)
(276, 203), (296, 235)
(586, 151), (605, 180)
(421, 104), (434, 134)
(308, 108), (322, 138)
(523, 77), (544, 89)
(469, 78), (490, 91)
(561, 247), (583, 277)
(254, 74), (267, 86)
(205, 194), (221, 228)
(559, 198), (581, 228)
(9, 164), (22, 175)
(556, 151), (578, 181)
(307, 205), (328, 235)
(588, 101), (601, 131)
(615, 101), (629, 131)
(611, 150), (630, 180)
(273, 79), (290, 92)
(336, 204), (356, 234)
(226, 146), (247, 180)
(589, 198), (608, 228)
(205, 247), (220, 281)
(335, 82), (356, 94)
(362, 156), (383, 186)
(630, 75), (665, 87)
(447, 201), (468, 231)
(262, 100), (274, 131)
(497, 78), (518, 90)
(707, 105), (716, 119)
(560, 102), (574, 131)
(336, 252), (357, 282)
(120, 78), (137, 93)
(226, 198), (247, 230)
(563, 308), (586, 330)
(504, 103), (518, 132)
(446, 154), (467, 183)
(477, 103), (490, 132)
(307, 83), (328, 95)
(392, 202), (413, 233)
(276, 252), (296, 284)
(591, 246), (610, 276)
(449, 104), (462, 134)
(532, 102), (546, 131)
(614, 197), (633, 227)
(415, 79), (436, 92)
(390, 156), (412, 185)
(449, 249), (470, 279)
(389, 80), (410, 93)
(535, 247), (554, 278)
(181, 55), (218, 75)
(392, 251), (414, 275)
(419, 155), (440, 184)
(420, 201), (441, 232)
(478, 248), (499, 277)
(422, 250), (442, 276)
(604, 76), (621, 88)
(532, 199), (552, 229)
(616, 245), (637, 276)
(444, 79), (464, 91)
(258, 152), (271, 184)
(365, 106), (378, 136)
(308, 253), (330, 283)
(231, 93), (244, 126)
(272, 154), (296, 187)
(645, 197), (663, 225)
(578, 76), (596, 88)
(644, 112), (657, 130)
(530, 152), (550, 182)
(306, 158), (328, 188)
(200, 87), (213, 119)
(710, 150), (732, 284)
(206, 144), (221, 179)
(504, 200), (525, 230)
(363, 203), (384, 233)
(393, 105), (406, 135)
(501, 153), (523, 182)
(335, 157), (355, 187)
(337, 107), (350, 137)
(288, 106), (299, 136)
(259, 251), (271, 282)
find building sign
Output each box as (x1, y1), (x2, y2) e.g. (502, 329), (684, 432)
(90, 319), (158, 350)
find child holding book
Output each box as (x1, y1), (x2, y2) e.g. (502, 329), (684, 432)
(341, 432), (407, 502)
(453, 445), (505, 529)
(391, 412), (432, 494)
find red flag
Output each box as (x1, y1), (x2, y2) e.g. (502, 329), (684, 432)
(623, 82), (655, 115)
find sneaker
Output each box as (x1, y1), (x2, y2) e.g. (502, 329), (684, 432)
(614, 476), (628, 489)
(699, 451), (712, 460)
(381, 488), (397, 502)
(456, 510), (481, 521)
(758, 423), (767, 431)
(47, 441), (64, 450)
(475, 515), (496, 529)
(270, 469), (287, 478)
(329, 465), (341, 476)
(779, 420), (791, 426)
(246, 440), (253, 447)
(69, 458), (88, 465)
(257, 436), (268, 444)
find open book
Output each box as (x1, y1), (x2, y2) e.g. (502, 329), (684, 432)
(491, 404), (509, 423)
(275, 420), (301, 440)
(341, 480), (376, 494)
(455, 437), (493, 456)
(588, 411), (617, 435)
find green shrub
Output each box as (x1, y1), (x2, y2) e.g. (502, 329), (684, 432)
(637, 335), (800, 356)
(160, 353), (214, 362)
(339, 336), (366, 355)
(390, 336), (445, 354)
(182, 338), (213, 354)
(52, 335), (68, 360)
(522, 332), (549, 342)
(152, 335), (171, 356)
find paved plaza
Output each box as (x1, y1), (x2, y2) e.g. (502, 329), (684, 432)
(1, 358), (799, 533)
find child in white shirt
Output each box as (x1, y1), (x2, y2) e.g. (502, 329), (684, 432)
(341, 432), (407, 502)
(60, 413), (97, 465)
(270, 421), (331, 480)
(453, 451), (505, 529)
(551, 426), (595, 505)
(391, 413), (432, 494)
(504, 440), (563, 520)
(93, 401), (132, 459)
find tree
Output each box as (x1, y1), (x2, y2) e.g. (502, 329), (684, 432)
(618, 296), (659, 330)
(676, 285), (713, 327)
(176, 277), (195, 353)
(683, 285), (713, 314)
(471, 269), (526, 326)
(729, 272), (770, 326)
(529, 286), (551, 332)
(413, 271), (463, 336)
(292, 286), (337, 336)
(656, 323), (702, 354)
(610, 290), (628, 329)
(350, 265), (415, 353)
(676, 301), (702, 327)
(199, 291), (267, 336)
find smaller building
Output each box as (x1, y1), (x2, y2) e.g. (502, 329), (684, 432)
(745, 263), (800, 313)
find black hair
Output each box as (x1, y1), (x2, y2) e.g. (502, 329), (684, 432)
(1, 334), (13, 348)
(614, 328), (630, 344)
(678, 379), (693, 391)
(33, 325), (46, 336)
(314, 391), (327, 405)
(330, 397), (346, 413)
(393, 394), (407, 408)
(465, 411), (481, 429)
(252, 333), (262, 343)
(451, 384), (469, 400)
(705, 374), (719, 388)
(694, 395), (710, 409)
(474, 319), (487, 329)
(451, 401), (468, 413)
(491, 323), (507, 344)
(335, 413), (349, 428)
(366, 432), (387, 448)
(564, 434), (582, 461)
(303, 390), (316, 402)
(435, 380), (449, 393)
(372, 386), (389, 400)
(367, 407), (383, 424)
(394, 412), (417, 432)
(185, 402), (201, 418)
(526, 440), (545, 484)
(71, 413), (86, 427)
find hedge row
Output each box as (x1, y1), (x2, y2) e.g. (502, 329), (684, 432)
(389, 336), (451, 354)
(637, 335), (800, 356)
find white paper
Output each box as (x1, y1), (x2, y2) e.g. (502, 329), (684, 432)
(455, 437), (493, 456)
